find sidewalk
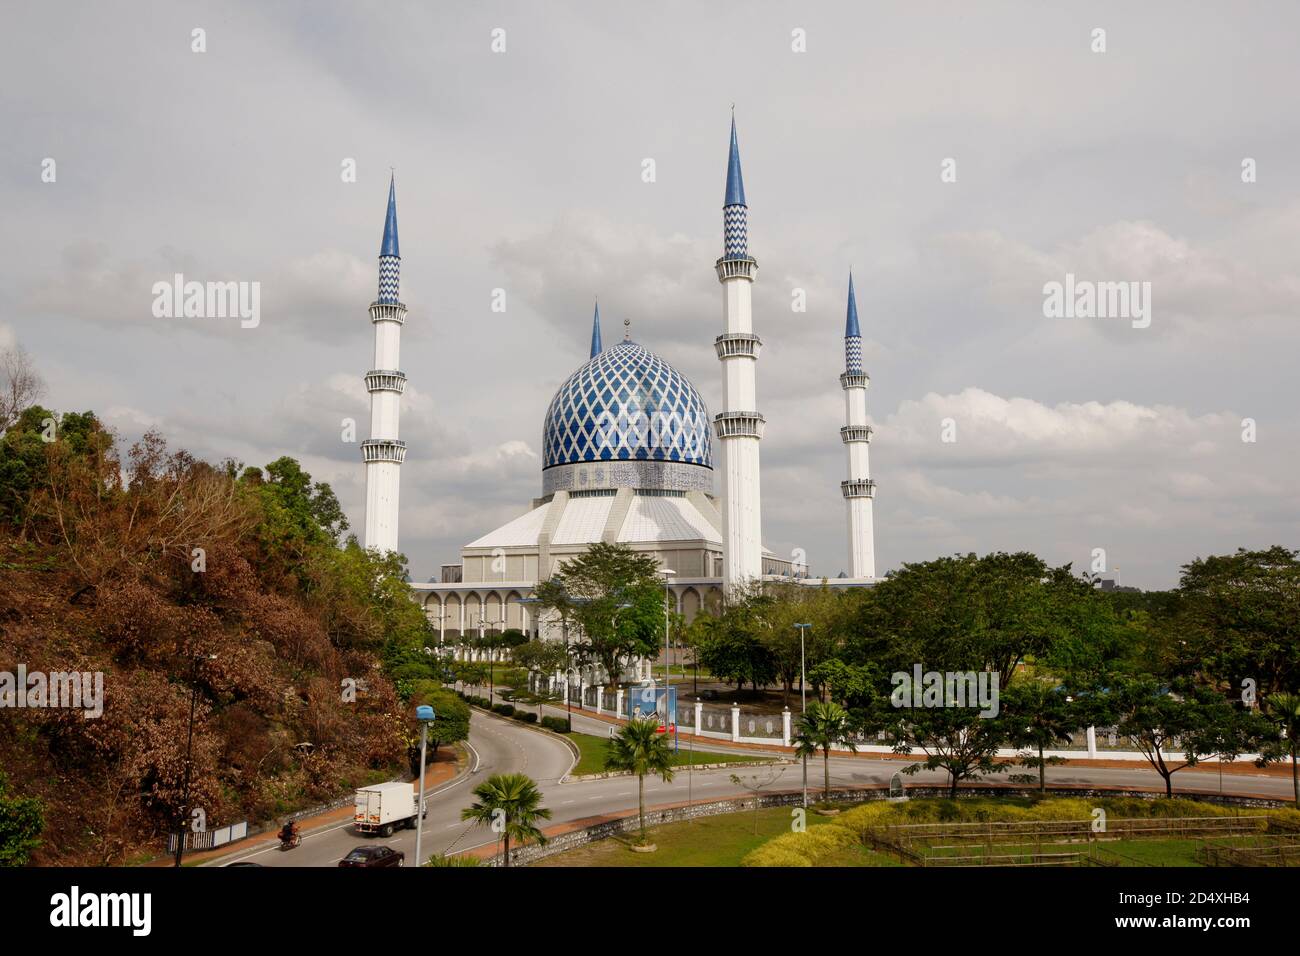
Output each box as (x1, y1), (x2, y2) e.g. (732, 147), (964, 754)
(151, 746), (467, 867)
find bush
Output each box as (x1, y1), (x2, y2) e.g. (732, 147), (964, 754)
(741, 824), (856, 867)
(518, 712), (538, 724)
(492, 703), (515, 717)
(541, 716), (570, 733)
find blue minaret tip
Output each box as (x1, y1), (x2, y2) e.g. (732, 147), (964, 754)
(724, 113), (746, 207)
(589, 300), (603, 358)
(845, 272), (861, 339)
(380, 173), (400, 258)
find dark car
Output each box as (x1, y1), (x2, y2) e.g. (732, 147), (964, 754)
(224, 862), (264, 867)
(338, 845), (405, 868)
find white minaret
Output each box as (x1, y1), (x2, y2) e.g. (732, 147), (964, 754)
(714, 115), (765, 592)
(362, 176), (407, 553)
(840, 273), (876, 578)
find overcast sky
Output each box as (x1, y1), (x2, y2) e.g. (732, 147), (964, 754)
(5, 1), (1300, 589)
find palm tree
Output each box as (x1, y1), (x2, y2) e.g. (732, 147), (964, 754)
(1264, 692), (1300, 807)
(793, 700), (858, 803)
(460, 772), (551, 867)
(604, 718), (675, 846)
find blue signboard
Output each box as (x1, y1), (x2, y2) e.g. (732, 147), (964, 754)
(625, 683), (677, 725)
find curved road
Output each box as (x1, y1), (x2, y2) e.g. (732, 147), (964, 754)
(214, 704), (1297, 867)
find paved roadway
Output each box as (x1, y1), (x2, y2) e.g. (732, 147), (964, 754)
(213, 703), (1297, 867)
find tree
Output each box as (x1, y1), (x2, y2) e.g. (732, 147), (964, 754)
(1109, 677), (1257, 798)
(1000, 680), (1079, 791)
(0, 343), (44, 435)
(536, 543), (664, 684)
(604, 718), (675, 847)
(890, 705), (1008, 799)
(1257, 692), (1300, 807)
(0, 771), (44, 866)
(792, 700), (857, 802)
(1175, 546), (1300, 696)
(460, 773), (551, 867)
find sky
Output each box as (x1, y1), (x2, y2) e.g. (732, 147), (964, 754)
(4, 1), (1300, 590)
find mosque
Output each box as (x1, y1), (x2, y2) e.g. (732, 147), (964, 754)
(360, 117), (876, 645)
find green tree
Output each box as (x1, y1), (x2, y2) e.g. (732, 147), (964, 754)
(890, 705), (1008, 799)
(1109, 677), (1257, 798)
(604, 718), (675, 846)
(792, 700), (858, 802)
(0, 771), (44, 866)
(1000, 680), (1079, 791)
(1175, 546), (1300, 696)
(536, 543), (664, 684)
(1257, 692), (1300, 807)
(460, 773), (551, 867)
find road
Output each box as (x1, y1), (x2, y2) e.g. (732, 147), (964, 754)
(213, 702), (1297, 867)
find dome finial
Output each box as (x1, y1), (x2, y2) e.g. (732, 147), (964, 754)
(623, 317), (631, 341)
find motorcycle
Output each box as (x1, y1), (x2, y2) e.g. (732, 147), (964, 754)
(278, 828), (302, 851)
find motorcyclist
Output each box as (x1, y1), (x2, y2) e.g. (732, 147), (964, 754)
(280, 820), (298, 844)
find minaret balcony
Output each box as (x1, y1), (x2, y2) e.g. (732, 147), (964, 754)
(841, 478), (876, 499)
(365, 369), (407, 394)
(714, 333), (762, 360)
(361, 439), (407, 464)
(840, 371), (870, 390)
(840, 425), (872, 444)
(713, 411), (766, 439)
(714, 256), (757, 282)
(369, 301), (407, 324)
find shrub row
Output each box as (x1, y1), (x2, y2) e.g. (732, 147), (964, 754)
(540, 716), (571, 734)
(741, 797), (1300, 867)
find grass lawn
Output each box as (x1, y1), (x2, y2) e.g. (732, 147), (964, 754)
(1093, 838), (1207, 867)
(568, 732), (772, 776)
(534, 806), (900, 867)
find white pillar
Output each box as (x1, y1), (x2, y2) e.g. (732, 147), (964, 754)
(782, 708), (792, 747)
(616, 687), (625, 719)
(594, 685), (604, 716)
(694, 701), (704, 736)
(730, 702), (741, 743)
(1086, 725), (1097, 758)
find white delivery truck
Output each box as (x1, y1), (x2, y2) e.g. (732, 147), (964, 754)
(354, 781), (425, 837)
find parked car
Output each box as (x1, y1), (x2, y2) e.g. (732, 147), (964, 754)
(338, 845), (405, 868)
(696, 689), (720, 701)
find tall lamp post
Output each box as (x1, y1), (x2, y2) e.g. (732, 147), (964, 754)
(794, 623), (811, 809)
(174, 652), (218, 868)
(659, 569), (676, 728)
(413, 704), (435, 867)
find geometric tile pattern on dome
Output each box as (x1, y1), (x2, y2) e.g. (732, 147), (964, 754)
(542, 340), (713, 470)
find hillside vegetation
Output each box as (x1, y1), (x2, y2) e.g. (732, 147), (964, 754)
(0, 404), (449, 864)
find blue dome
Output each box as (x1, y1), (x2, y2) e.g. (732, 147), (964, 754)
(543, 341), (713, 472)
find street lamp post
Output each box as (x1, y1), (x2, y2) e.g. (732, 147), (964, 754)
(659, 569), (676, 729)
(794, 623), (812, 810)
(413, 704), (435, 867)
(174, 652), (217, 868)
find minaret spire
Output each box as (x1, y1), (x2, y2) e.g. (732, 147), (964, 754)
(844, 271), (862, 372)
(714, 112), (765, 593)
(839, 272), (875, 578)
(363, 176), (408, 553)
(589, 300), (603, 358)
